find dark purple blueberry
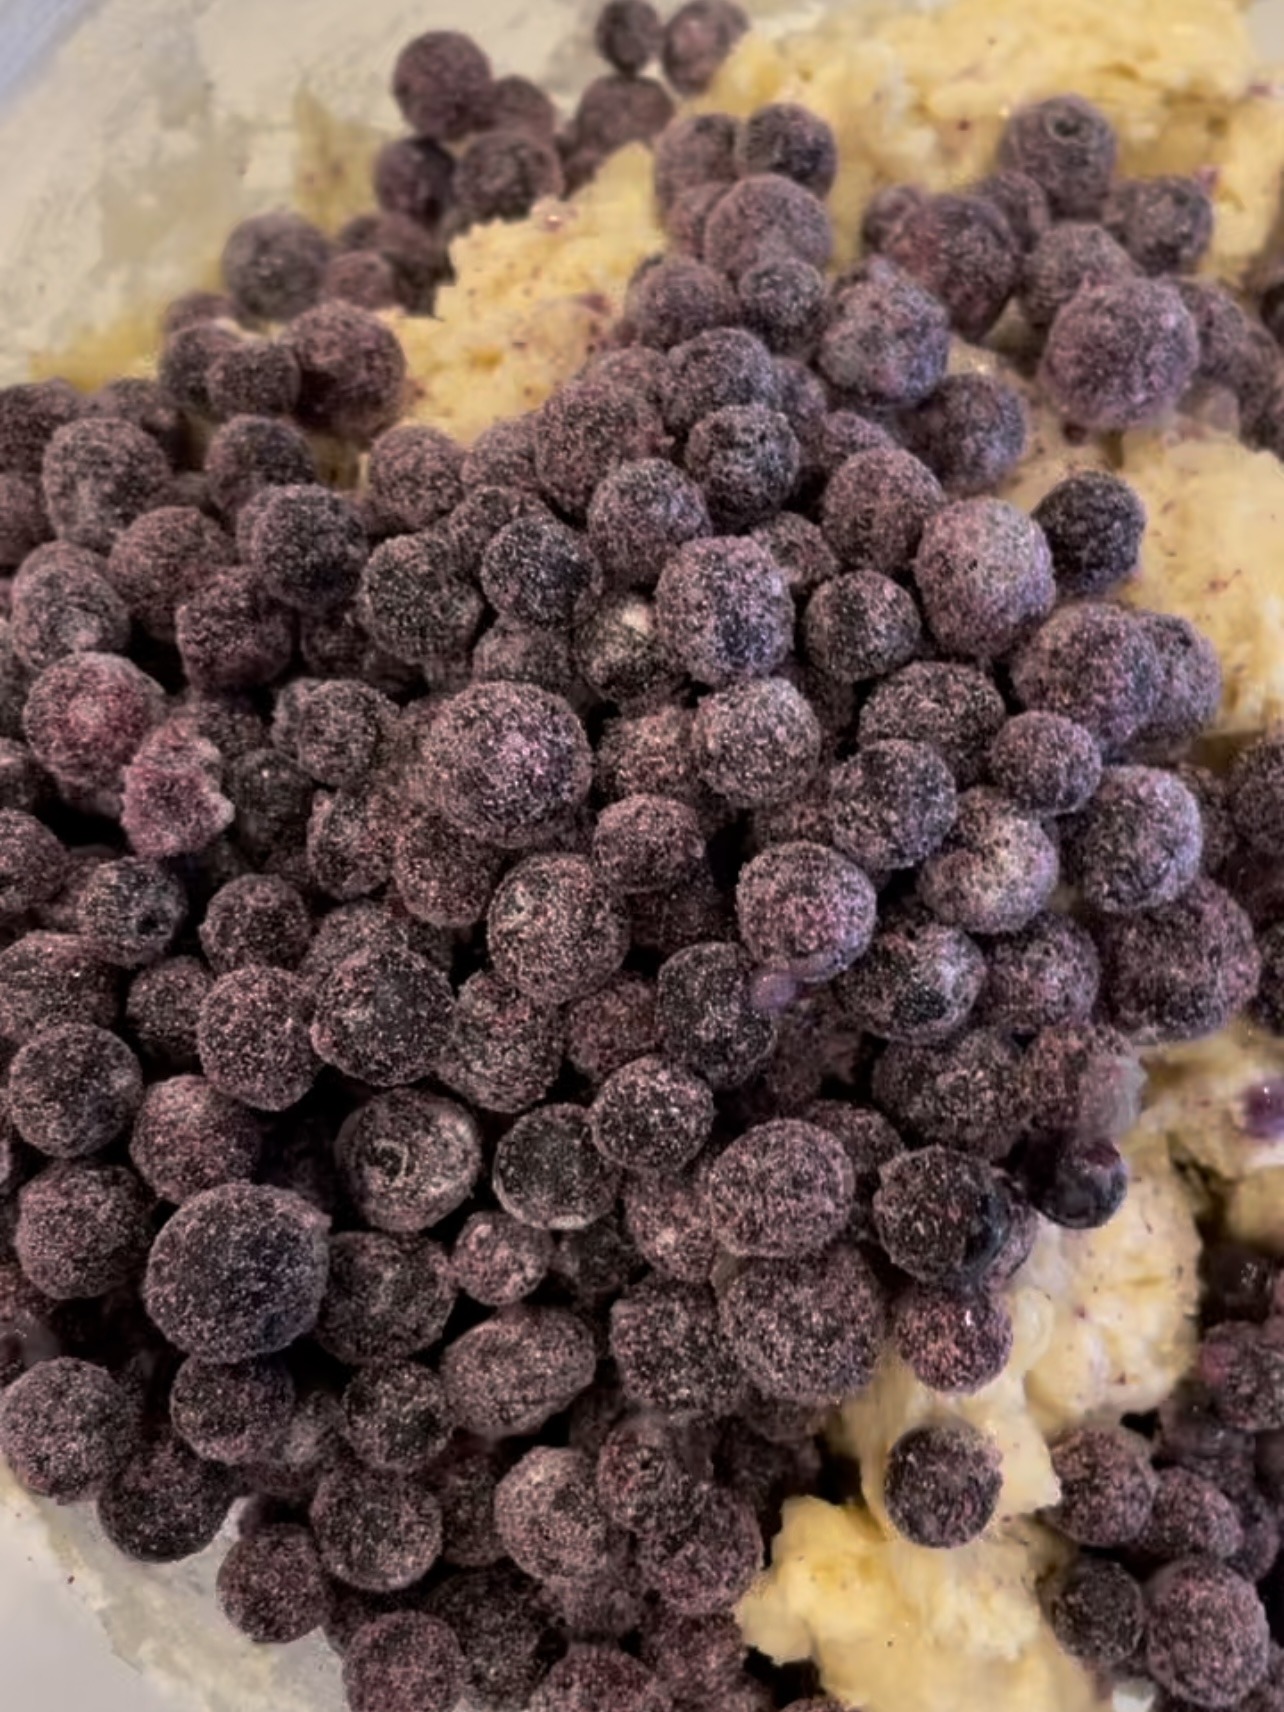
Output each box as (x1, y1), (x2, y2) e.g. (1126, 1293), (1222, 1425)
(751, 512), (837, 599)
(1011, 602), (1161, 753)
(451, 1211), (551, 1308)
(480, 513), (601, 632)
(8, 1024), (140, 1160)
(203, 414), (317, 517)
(566, 978), (658, 1087)
(535, 375), (667, 517)
(662, 328), (780, 438)
(22, 650), (163, 787)
(0, 932), (117, 1046)
(1034, 471), (1145, 602)
(15, 1163), (152, 1299)
(611, 1278), (744, 1418)
(1048, 1426), (1157, 1546)
(1199, 1321), (1284, 1433)
(341, 1613), (466, 1712)
(221, 211), (331, 321)
(639, 1608), (747, 1706)
(1145, 1558), (1269, 1709)
(656, 940), (777, 1089)
(736, 101), (837, 196)
(735, 839), (875, 980)
(1044, 1558), (1145, 1665)
(486, 853), (627, 1007)
(918, 787), (1059, 935)
(684, 403), (800, 531)
(637, 1481), (761, 1615)
(41, 418), (170, 554)
(859, 660), (1006, 785)
(311, 941), (454, 1086)
(198, 967), (317, 1110)
(336, 1090), (481, 1234)
(883, 1422), (1001, 1548)
(586, 459), (710, 591)
(837, 908), (984, 1042)
(998, 95), (1118, 219)
(321, 248), (403, 313)
(913, 497), (1053, 660)
(533, 1646), (670, 1712)
(74, 857), (186, 970)
(872, 1145), (1009, 1286)
(198, 874), (311, 974)
(1134, 613), (1222, 753)
(691, 677), (821, 808)
(716, 1244), (885, 1405)
(427, 1438), (505, 1568)
(471, 620), (574, 695)
(392, 806), (501, 931)
(340, 1361), (453, 1474)
(1018, 222), (1135, 333)
(97, 1429), (236, 1563)
(1251, 931), (1284, 1037)
(317, 1233), (454, 1367)
(589, 1054), (714, 1176)
(860, 183), (928, 252)
(573, 75), (675, 157)
(494, 1445), (619, 1582)
(977, 913), (1100, 1032)
(492, 1104), (619, 1232)
(143, 1183), (327, 1360)
(903, 373), (1028, 498)
(706, 1120), (853, 1258)
(0, 807), (66, 918)
(1098, 877), (1260, 1044)
(1229, 727), (1284, 858)
(107, 505), (234, 640)
(279, 301), (406, 444)
(1065, 764), (1202, 914)
(206, 337), (301, 419)
(702, 174), (832, 281)
(626, 257), (737, 352)
(441, 1305), (597, 1437)
(1182, 279), (1278, 428)
(1135, 1465), (1245, 1563)
(159, 320), (241, 414)
(0, 1357), (135, 1500)
(311, 1464), (442, 1592)
(803, 570), (922, 683)
(245, 482), (366, 613)
(392, 28), (492, 138)
(10, 544), (129, 673)
(217, 1525), (329, 1644)
(121, 724), (235, 860)
(0, 380), (83, 476)
(1104, 174), (1213, 275)
(456, 128), (565, 223)
(737, 254), (827, 354)
(654, 536), (791, 688)
(227, 745), (313, 862)
(592, 795), (703, 897)
(1022, 1022), (1143, 1143)
(654, 111), (740, 215)
(1040, 277), (1199, 431)
(661, 0), (748, 93)
(873, 1028), (1026, 1160)
(818, 264), (951, 408)
(985, 710), (1103, 818)
(170, 1355), (293, 1464)
(420, 681), (591, 849)
(595, 0), (663, 72)
(436, 971), (565, 1116)
(366, 424), (464, 534)
(892, 1282), (1013, 1393)
(1202, 1242), (1277, 1326)
(971, 170), (1050, 251)
(883, 192), (1019, 340)
(623, 1170), (717, 1285)
(0, 472), (51, 568)
(372, 134), (456, 224)
(827, 740), (954, 872)
(595, 1412), (699, 1537)
(357, 529), (483, 668)
(176, 569), (295, 691)
(421, 1565), (552, 1710)
(1020, 1133), (1128, 1230)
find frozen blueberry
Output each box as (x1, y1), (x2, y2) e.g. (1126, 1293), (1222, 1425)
(891, 1282), (1014, 1394)
(978, 913), (1100, 1032)
(586, 459), (710, 591)
(10, 543), (129, 673)
(357, 530), (483, 669)
(442, 1305), (597, 1437)
(227, 745), (313, 861)
(589, 1055), (713, 1176)
(16, 1161), (151, 1299)
(0, 472), (51, 568)
(366, 425), (465, 534)
(371, 133), (456, 225)
(22, 650), (163, 787)
(221, 211), (331, 321)
(702, 173), (832, 282)
(656, 940), (777, 1090)
(216, 1525), (328, 1645)
(837, 907), (985, 1042)
(158, 320), (240, 415)
(1011, 602), (1161, 753)
(883, 193), (1019, 340)
(486, 854), (627, 1007)
(1104, 174), (1213, 276)
(639, 1608), (747, 1705)
(436, 971), (565, 1116)
(311, 941), (454, 1087)
(1040, 277), (1199, 431)
(206, 337), (301, 419)
(735, 840), (875, 981)
(736, 254), (827, 355)
(0, 1357), (135, 1500)
(1044, 1558), (1145, 1668)
(706, 1120), (853, 1259)
(913, 498), (1054, 661)
(1134, 613), (1222, 753)
(340, 1362), (452, 1474)
(662, 329), (779, 439)
(1229, 727), (1284, 858)
(0, 380), (83, 476)
(595, 0), (663, 71)
(1022, 1020), (1143, 1144)
(73, 857), (184, 970)
(873, 1027), (1027, 1159)
(493, 1446), (619, 1583)
(1048, 1426), (1157, 1546)
(390, 807), (500, 931)
(336, 1091), (481, 1235)
(826, 740), (953, 872)
(636, 1482), (761, 1615)
(818, 265), (950, 408)
(419, 681), (591, 849)
(592, 796), (703, 897)
(1134, 1465), (1245, 1563)
(451, 1210), (551, 1308)
(859, 661), (1006, 786)
(1098, 876), (1260, 1043)
(392, 28), (492, 138)
(998, 95), (1118, 219)
(0, 740), (44, 814)
(479, 513), (602, 632)
(1145, 1558), (1270, 1709)
(1182, 279), (1278, 428)
(985, 710), (1102, 818)
(611, 1278), (744, 1418)
(1018, 222), (1135, 333)
(859, 183), (929, 253)
(809, 573), (924, 693)
(456, 128), (564, 224)
(9, 1024), (140, 1160)
(594, 1411), (699, 1538)
(661, 0), (748, 94)
(144, 1182), (327, 1360)
(246, 483), (367, 613)
(717, 1244), (885, 1405)
(736, 101), (836, 196)
(0, 808), (65, 918)
(310, 1463), (442, 1592)
(535, 376), (667, 518)
(1065, 765), (1202, 914)
(970, 169), (1050, 251)
(170, 1355), (294, 1464)
(421, 1566), (551, 1710)
(572, 73), (674, 160)
(0, 932), (117, 1046)
(684, 404), (800, 531)
(198, 967), (317, 1110)
(623, 1170), (716, 1284)
(1198, 1320), (1284, 1433)
(903, 373), (1028, 499)
(492, 1104), (619, 1232)
(41, 418), (169, 554)
(280, 301), (406, 443)
(204, 414), (317, 517)
(97, 1429), (235, 1563)
(873, 1146), (1009, 1285)
(566, 978), (658, 1087)
(654, 537), (791, 688)
(692, 677), (821, 808)
(751, 514), (836, 602)
(341, 1611), (464, 1712)
(197, 874), (310, 975)
(918, 787), (1059, 935)
(883, 1422), (1001, 1548)
(107, 506), (234, 641)
(176, 570), (295, 691)
(317, 1233), (454, 1367)
(818, 451), (940, 587)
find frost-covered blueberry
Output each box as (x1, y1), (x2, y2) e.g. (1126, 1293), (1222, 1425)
(246, 484), (366, 613)
(985, 710), (1103, 817)
(883, 1422), (1001, 1548)
(97, 1429), (235, 1564)
(595, 0), (663, 72)
(594, 1412), (699, 1537)
(357, 529), (483, 669)
(751, 512), (837, 601)
(1022, 1021), (1143, 1144)
(492, 1104), (620, 1232)
(1229, 727), (1284, 857)
(0, 1357), (135, 1501)
(441, 1305), (597, 1437)
(1045, 1558), (1145, 1666)
(9, 1024), (141, 1160)
(170, 1355), (294, 1464)
(74, 857), (186, 970)
(883, 193), (1020, 340)
(626, 256), (738, 352)
(1134, 1465), (1245, 1563)
(827, 740), (955, 872)
(978, 913), (1101, 1032)
(913, 498), (1054, 660)
(221, 211), (331, 321)
(494, 1446), (619, 1583)
(0, 808), (65, 917)
(1040, 277), (1200, 431)
(217, 1526), (329, 1645)
(0, 472), (51, 568)
(1018, 222), (1135, 333)
(1197, 1320), (1284, 1433)
(860, 184), (928, 252)
(717, 1244), (885, 1405)
(176, 570), (295, 691)
(456, 128), (565, 223)
(586, 459), (710, 591)
(436, 971), (565, 1116)
(107, 506), (234, 641)
(623, 1169), (716, 1284)
(702, 174), (833, 282)
(311, 1464), (442, 1592)
(203, 414), (317, 518)
(971, 169), (1050, 251)
(803, 571), (922, 683)
(1011, 602), (1161, 752)
(535, 376), (667, 517)
(656, 939), (777, 1090)
(903, 373), (1028, 499)
(206, 337), (301, 419)
(15, 1162), (152, 1299)
(198, 874), (310, 974)
(487, 854), (627, 1007)
(392, 28), (492, 138)
(590, 1056), (713, 1177)
(637, 1482), (761, 1616)
(736, 101), (836, 197)
(892, 1282), (1014, 1394)
(661, 0), (748, 95)
(1048, 1426), (1157, 1546)
(859, 661), (1006, 785)
(592, 795), (703, 896)
(873, 1028), (1027, 1160)
(706, 1120), (853, 1258)
(872, 1146), (1010, 1286)
(691, 677), (821, 808)
(452, 1210), (551, 1307)
(663, 328), (780, 438)
(0, 931), (117, 1045)
(998, 95), (1118, 219)
(685, 404), (800, 531)
(837, 908), (984, 1043)
(41, 418), (170, 554)
(392, 807), (501, 930)
(340, 1361), (452, 1474)
(1065, 764), (1203, 914)
(22, 650), (163, 787)
(918, 788), (1059, 935)
(1098, 876), (1260, 1044)
(366, 425), (465, 534)
(10, 544), (129, 673)
(654, 537), (791, 688)
(316, 1233), (454, 1367)
(1145, 1558), (1270, 1709)
(481, 514), (602, 632)
(735, 840), (876, 979)
(198, 967), (317, 1111)
(1104, 175), (1214, 275)
(1134, 613), (1222, 753)
(279, 301), (407, 443)
(337, 1091), (480, 1235)
(611, 1278), (744, 1418)
(818, 265), (951, 408)
(737, 254), (827, 354)
(0, 380), (83, 476)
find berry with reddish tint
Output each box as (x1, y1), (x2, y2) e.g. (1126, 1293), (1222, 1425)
(15, 1162), (152, 1299)
(737, 102), (837, 196)
(904, 373), (1028, 499)
(883, 1422), (1001, 1548)
(1048, 1426), (1157, 1546)
(985, 710), (1102, 817)
(0, 932), (117, 1045)
(971, 168), (1050, 250)
(198, 967), (317, 1110)
(10, 543), (129, 673)
(692, 677), (821, 808)
(1229, 727), (1284, 858)
(624, 1169), (716, 1284)
(913, 498), (1054, 661)
(206, 337), (301, 418)
(1012, 602), (1161, 753)
(107, 506), (234, 641)
(717, 1244), (885, 1405)
(0, 380), (83, 475)
(41, 418), (170, 554)
(317, 1233), (454, 1367)
(736, 841), (876, 980)
(280, 301), (407, 443)
(0, 1357), (135, 1500)
(487, 853), (627, 1008)
(170, 1355), (294, 1464)
(199, 874), (311, 973)
(23, 650), (163, 788)
(1019, 222), (1135, 333)
(217, 1525), (328, 1644)
(1022, 1021), (1143, 1143)
(177, 570), (295, 691)
(838, 908), (985, 1042)
(892, 1282), (1014, 1394)
(343, 1611), (464, 1712)
(311, 1464), (442, 1592)
(656, 940), (777, 1090)
(340, 1362), (452, 1473)
(661, 0), (748, 93)
(593, 795), (704, 896)
(372, 135), (455, 224)
(337, 1091), (480, 1236)
(572, 74), (675, 160)
(0, 472), (51, 568)
(1135, 1465), (1245, 1563)
(637, 1482), (761, 1616)
(1066, 765), (1203, 914)
(873, 1146), (1009, 1286)
(873, 1028), (1026, 1160)
(998, 95), (1118, 219)
(311, 941), (454, 1087)
(221, 211), (331, 321)
(494, 1446), (619, 1582)
(0, 808), (65, 917)
(883, 192), (1019, 340)
(707, 1120), (853, 1258)
(203, 414), (316, 517)
(8, 1024), (141, 1160)
(1045, 1557), (1145, 1666)
(590, 1056), (713, 1177)
(437, 971), (565, 1116)
(456, 128), (565, 224)
(367, 425), (464, 534)
(1134, 612), (1222, 753)
(97, 1429), (235, 1563)
(1145, 1558), (1270, 1709)
(611, 1279), (744, 1418)
(595, 1412), (699, 1537)
(818, 265), (950, 408)
(1104, 174), (1213, 275)
(74, 857), (186, 969)
(492, 1103), (619, 1233)
(392, 29), (492, 139)
(1041, 277), (1199, 432)
(978, 913), (1100, 1032)
(596, 0), (662, 72)
(441, 1305), (597, 1437)
(452, 1210), (551, 1307)
(1198, 1320), (1284, 1433)
(535, 375), (667, 517)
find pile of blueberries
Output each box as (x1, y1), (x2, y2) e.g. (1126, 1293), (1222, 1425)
(5, 3), (1284, 1709)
